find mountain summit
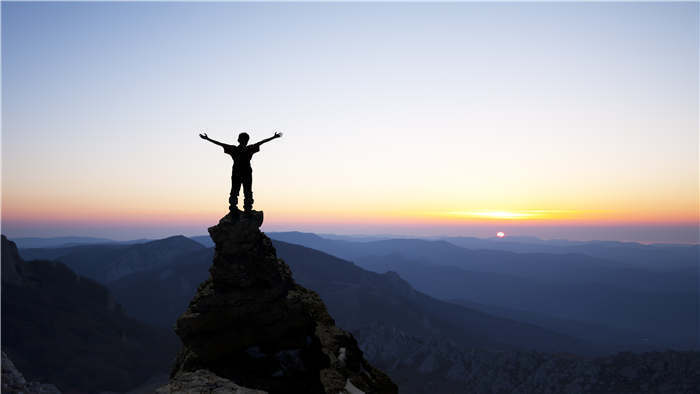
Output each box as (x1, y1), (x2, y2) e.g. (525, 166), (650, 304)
(164, 211), (397, 393)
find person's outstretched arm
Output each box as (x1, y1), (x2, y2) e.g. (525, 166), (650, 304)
(252, 131), (283, 148)
(199, 132), (227, 147)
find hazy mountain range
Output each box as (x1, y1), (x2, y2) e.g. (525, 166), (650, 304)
(20, 236), (205, 283)
(265, 232), (699, 351)
(11, 236), (153, 249)
(6, 232), (699, 392)
(17, 232), (698, 353)
(26, 237), (586, 353)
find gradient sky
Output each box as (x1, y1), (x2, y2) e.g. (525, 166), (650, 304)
(2, 2), (698, 242)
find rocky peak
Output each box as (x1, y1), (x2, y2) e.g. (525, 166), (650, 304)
(1, 235), (23, 285)
(168, 211), (397, 393)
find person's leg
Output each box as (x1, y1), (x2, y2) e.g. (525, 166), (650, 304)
(242, 172), (254, 212)
(230, 174), (242, 212)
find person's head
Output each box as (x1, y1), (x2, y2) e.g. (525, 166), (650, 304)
(237, 132), (250, 146)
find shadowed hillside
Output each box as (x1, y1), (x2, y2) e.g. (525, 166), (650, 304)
(264, 232), (699, 351)
(1, 235), (178, 393)
(354, 324), (700, 394)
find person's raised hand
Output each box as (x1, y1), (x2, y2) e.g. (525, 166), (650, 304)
(274, 131), (283, 138)
(199, 132), (208, 139)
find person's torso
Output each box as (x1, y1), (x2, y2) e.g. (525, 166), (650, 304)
(225, 145), (259, 171)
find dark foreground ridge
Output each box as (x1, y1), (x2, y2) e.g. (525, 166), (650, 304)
(163, 211), (397, 393)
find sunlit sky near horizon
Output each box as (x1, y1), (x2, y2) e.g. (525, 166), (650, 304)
(2, 2), (698, 242)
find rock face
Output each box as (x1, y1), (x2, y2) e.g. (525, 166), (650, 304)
(2, 352), (61, 394)
(1, 236), (23, 285)
(156, 369), (265, 394)
(170, 211), (397, 394)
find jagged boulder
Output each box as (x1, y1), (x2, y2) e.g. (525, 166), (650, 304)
(169, 211), (397, 394)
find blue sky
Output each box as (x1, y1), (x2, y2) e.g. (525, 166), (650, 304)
(2, 2), (698, 242)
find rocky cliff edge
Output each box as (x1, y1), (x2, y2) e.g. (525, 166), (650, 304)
(163, 211), (397, 394)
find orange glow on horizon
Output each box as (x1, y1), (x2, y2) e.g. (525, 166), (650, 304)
(445, 210), (577, 220)
(3, 205), (697, 229)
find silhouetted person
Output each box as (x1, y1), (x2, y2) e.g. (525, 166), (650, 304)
(200, 131), (282, 213)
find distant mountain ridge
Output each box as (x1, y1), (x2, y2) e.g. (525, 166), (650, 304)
(263, 231), (699, 351)
(10, 236), (154, 249)
(1, 235), (177, 393)
(441, 236), (699, 271)
(12, 232), (700, 393)
(104, 234), (700, 392)
(266, 231), (698, 272)
(10, 236), (116, 248)
(20, 235), (204, 283)
(105, 237), (590, 354)
(108, 248), (215, 328)
(21, 232), (698, 351)
(272, 240), (589, 353)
